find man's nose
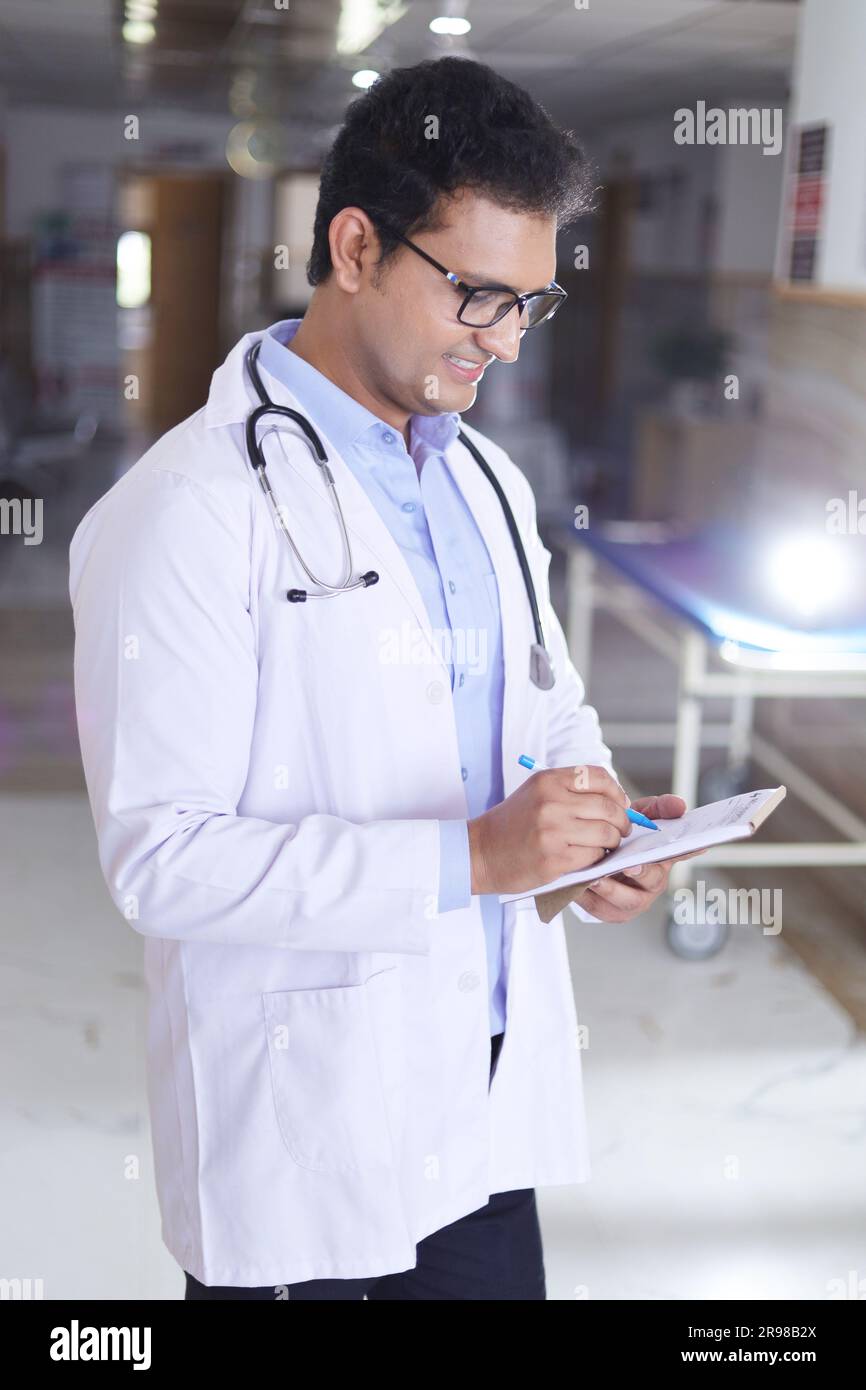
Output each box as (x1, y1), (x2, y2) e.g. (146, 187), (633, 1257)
(472, 307), (526, 364)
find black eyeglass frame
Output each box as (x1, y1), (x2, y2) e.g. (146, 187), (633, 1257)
(367, 214), (568, 329)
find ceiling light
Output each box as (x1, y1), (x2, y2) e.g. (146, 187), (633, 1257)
(429, 16), (471, 35)
(338, 0), (407, 57)
(352, 69), (380, 89)
(122, 20), (156, 44)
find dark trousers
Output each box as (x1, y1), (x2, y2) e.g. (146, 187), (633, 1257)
(184, 1031), (546, 1301)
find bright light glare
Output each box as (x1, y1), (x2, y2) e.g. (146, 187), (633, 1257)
(765, 535), (849, 618)
(122, 19), (155, 43)
(430, 17), (471, 34)
(126, 0), (157, 17)
(116, 231), (151, 309)
(352, 69), (380, 89)
(719, 640), (866, 672)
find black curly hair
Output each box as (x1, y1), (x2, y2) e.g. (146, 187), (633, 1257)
(306, 56), (596, 286)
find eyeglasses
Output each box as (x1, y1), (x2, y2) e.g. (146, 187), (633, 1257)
(368, 215), (568, 330)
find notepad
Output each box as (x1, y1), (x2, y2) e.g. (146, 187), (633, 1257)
(499, 785), (787, 909)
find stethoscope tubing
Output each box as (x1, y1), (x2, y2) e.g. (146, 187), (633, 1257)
(242, 340), (553, 679)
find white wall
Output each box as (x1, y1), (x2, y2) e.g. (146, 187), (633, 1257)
(5, 104), (235, 236)
(784, 0), (866, 289)
(588, 114), (720, 276)
(714, 105), (787, 275)
(4, 102), (287, 342)
(588, 101), (786, 280)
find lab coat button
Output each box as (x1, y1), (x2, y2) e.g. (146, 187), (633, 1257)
(426, 681), (445, 704)
(458, 970), (480, 992)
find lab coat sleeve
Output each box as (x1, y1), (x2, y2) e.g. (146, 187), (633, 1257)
(69, 467), (440, 954)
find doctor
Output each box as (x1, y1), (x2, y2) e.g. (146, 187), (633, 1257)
(70, 56), (688, 1300)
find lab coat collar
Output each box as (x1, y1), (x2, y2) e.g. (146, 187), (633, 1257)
(203, 324), (276, 430)
(203, 320), (462, 458)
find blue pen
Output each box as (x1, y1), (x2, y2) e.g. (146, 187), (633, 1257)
(517, 754), (660, 830)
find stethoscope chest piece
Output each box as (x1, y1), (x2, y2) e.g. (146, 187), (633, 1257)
(530, 643), (556, 690)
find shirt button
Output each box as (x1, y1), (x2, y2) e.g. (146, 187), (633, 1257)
(401, 501), (416, 513)
(426, 681), (445, 704)
(461, 767), (468, 781)
(448, 579), (456, 593)
(458, 672), (465, 687)
(382, 431), (395, 444)
(458, 970), (480, 992)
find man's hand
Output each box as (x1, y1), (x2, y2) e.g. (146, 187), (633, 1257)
(578, 793), (703, 922)
(468, 764), (631, 895)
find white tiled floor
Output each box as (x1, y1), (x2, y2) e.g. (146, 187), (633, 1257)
(2, 791), (864, 1300)
(541, 896), (866, 1300)
(0, 793), (178, 1300)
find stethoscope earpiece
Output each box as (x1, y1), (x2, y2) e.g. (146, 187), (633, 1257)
(286, 571), (379, 603)
(245, 339), (554, 686)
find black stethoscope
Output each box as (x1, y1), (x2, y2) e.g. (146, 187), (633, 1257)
(244, 340), (555, 689)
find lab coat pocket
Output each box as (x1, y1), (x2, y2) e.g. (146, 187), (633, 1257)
(262, 967), (396, 1175)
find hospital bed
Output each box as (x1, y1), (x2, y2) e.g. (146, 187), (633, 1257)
(551, 519), (866, 959)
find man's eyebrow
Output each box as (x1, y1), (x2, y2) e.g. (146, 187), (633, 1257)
(456, 270), (555, 292)
(456, 271), (519, 292)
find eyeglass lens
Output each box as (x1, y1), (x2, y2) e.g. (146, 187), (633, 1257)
(459, 290), (563, 329)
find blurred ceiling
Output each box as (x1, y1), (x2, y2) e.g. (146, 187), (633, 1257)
(0, 0), (800, 130)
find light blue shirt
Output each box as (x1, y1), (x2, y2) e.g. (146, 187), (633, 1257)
(258, 320), (507, 1035)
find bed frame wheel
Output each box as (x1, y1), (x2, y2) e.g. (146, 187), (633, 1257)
(665, 912), (729, 960)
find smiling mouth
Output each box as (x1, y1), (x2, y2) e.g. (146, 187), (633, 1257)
(442, 352), (490, 381)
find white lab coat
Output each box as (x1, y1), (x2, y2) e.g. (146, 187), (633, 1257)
(69, 325), (616, 1287)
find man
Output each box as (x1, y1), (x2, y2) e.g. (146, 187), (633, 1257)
(70, 56), (688, 1300)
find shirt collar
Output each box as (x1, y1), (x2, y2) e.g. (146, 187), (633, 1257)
(256, 317), (462, 462)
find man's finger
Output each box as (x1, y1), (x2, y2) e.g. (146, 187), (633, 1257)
(566, 765), (630, 806)
(586, 875), (645, 913)
(581, 888), (634, 923)
(619, 861), (667, 892)
(567, 793), (632, 838)
(631, 793), (687, 820)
